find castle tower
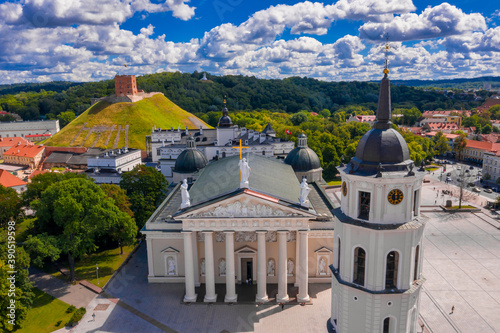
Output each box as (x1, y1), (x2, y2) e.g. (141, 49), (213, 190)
(216, 97), (236, 147)
(329, 68), (426, 333)
(115, 75), (138, 96)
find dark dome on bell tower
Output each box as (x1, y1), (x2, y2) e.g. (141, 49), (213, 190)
(218, 97), (233, 128)
(350, 69), (412, 173)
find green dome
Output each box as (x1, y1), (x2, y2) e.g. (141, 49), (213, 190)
(174, 149), (208, 173)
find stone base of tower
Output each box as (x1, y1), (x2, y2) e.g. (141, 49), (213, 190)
(330, 271), (425, 333)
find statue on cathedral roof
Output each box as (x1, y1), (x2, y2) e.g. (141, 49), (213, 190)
(239, 157), (251, 187)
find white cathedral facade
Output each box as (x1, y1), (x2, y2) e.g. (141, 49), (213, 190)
(142, 69), (426, 332)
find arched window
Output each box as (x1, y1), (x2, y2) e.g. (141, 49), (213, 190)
(385, 251), (399, 289)
(414, 245), (420, 281)
(383, 317), (393, 333)
(353, 247), (366, 286)
(337, 238), (341, 272)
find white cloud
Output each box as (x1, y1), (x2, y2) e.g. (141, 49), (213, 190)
(359, 3), (486, 41)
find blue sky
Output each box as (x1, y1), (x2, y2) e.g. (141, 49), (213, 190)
(0, 0), (499, 83)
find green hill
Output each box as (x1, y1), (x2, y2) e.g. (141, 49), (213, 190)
(44, 94), (211, 150)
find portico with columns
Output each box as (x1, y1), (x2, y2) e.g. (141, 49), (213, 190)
(142, 153), (334, 303)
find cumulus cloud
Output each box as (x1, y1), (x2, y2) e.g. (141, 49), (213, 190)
(441, 27), (500, 53)
(359, 3), (486, 41)
(6, 0), (195, 27)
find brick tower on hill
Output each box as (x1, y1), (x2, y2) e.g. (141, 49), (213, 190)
(115, 75), (138, 96)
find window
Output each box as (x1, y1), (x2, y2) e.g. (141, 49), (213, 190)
(383, 317), (391, 333)
(262, 151), (265, 155)
(337, 238), (341, 272)
(353, 247), (366, 286)
(156, 148), (160, 156)
(385, 251), (399, 289)
(414, 245), (420, 281)
(358, 192), (371, 220)
(413, 190), (418, 216)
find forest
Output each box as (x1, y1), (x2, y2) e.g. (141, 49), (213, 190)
(0, 71), (491, 122)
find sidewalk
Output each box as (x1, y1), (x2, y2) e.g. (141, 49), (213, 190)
(29, 267), (97, 309)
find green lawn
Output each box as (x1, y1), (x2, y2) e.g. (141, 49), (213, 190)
(448, 205), (476, 209)
(425, 167), (439, 171)
(327, 178), (342, 186)
(15, 288), (74, 333)
(49, 244), (135, 286)
(15, 218), (35, 243)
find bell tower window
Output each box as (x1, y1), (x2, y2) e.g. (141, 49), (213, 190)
(385, 251), (399, 289)
(353, 247), (366, 286)
(358, 191), (371, 220)
(414, 245), (420, 281)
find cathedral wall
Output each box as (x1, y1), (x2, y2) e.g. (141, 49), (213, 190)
(151, 238), (185, 279)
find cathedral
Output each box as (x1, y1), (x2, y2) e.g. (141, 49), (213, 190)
(141, 67), (425, 332)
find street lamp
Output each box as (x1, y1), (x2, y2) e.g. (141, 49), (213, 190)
(96, 264), (99, 286)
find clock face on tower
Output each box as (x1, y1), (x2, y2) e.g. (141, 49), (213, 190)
(342, 181), (347, 196)
(388, 189), (404, 205)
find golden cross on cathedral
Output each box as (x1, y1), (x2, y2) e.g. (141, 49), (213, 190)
(232, 139), (249, 160)
(232, 139), (249, 182)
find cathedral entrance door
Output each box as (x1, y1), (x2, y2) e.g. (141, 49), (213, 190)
(241, 258), (253, 284)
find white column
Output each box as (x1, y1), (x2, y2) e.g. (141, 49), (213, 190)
(295, 230), (300, 287)
(146, 237), (154, 277)
(297, 230), (310, 302)
(203, 232), (217, 302)
(224, 231), (237, 302)
(192, 231), (200, 287)
(277, 231), (289, 302)
(183, 232), (197, 302)
(256, 231), (269, 302)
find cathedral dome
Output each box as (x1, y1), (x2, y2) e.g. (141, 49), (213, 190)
(174, 136), (208, 173)
(285, 134), (321, 172)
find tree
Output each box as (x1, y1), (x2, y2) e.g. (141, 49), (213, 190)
(0, 185), (21, 228)
(290, 111), (309, 126)
(56, 111), (75, 127)
(453, 133), (467, 159)
(455, 168), (476, 209)
(22, 172), (88, 208)
(100, 184), (134, 217)
(120, 165), (168, 230)
(31, 178), (136, 282)
(433, 132), (451, 156)
(402, 107), (422, 126)
(482, 124), (492, 134)
(319, 109), (331, 118)
(24, 233), (61, 267)
(0, 231), (34, 331)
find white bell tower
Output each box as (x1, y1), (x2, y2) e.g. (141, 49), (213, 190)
(329, 67), (427, 333)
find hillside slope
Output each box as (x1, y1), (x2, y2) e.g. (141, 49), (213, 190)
(44, 93), (211, 150)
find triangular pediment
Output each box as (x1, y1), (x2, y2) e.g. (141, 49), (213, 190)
(161, 247), (179, 253)
(176, 192), (315, 219)
(235, 245), (257, 254)
(315, 246), (333, 254)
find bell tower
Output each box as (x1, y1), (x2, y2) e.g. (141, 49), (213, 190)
(329, 64), (427, 333)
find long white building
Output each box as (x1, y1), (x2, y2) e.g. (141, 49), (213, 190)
(0, 120), (59, 138)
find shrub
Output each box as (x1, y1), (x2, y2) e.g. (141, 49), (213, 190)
(66, 305), (76, 313)
(66, 307), (86, 326)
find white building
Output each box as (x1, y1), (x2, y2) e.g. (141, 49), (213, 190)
(142, 151), (334, 304)
(329, 70), (426, 333)
(0, 120), (59, 138)
(147, 102), (294, 183)
(482, 151), (500, 186)
(86, 147), (141, 184)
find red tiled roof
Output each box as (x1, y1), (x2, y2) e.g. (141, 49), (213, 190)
(0, 169), (26, 188)
(25, 134), (51, 138)
(427, 123), (459, 130)
(0, 137), (29, 147)
(4, 144), (45, 158)
(422, 110), (471, 117)
(478, 98), (500, 112)
(465, 140), (500, 151)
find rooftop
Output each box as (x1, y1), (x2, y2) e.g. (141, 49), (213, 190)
(4, 144), (45, 158)
(0, 169), (26, 188)
(0, 136), (29, 147)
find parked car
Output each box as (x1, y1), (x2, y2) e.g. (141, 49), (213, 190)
(468, 182), (475, 187)
(457, 166), (461, 170)
(469, 166), (474, 170)
(446, 173), (451, 176)
(465, 169), (470, 173)
(484, 189), (493, 193)
(473, 187), (481, 192)
(446, 177), (451, 182)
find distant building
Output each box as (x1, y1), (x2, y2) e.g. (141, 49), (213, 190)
(0, 120), (59, 139)
(0, 110), (22, 121)
(477, 98), (500, 114)
(148, 102), (295, 183)
(86, 147), (142, 184)
(3, 143), (45, 169)
(346, 115), (376, 126)
(115, 75), (138, 96)
(0, 169), (27, 193)
(461, 140), (500, 164)
(200, 73), (208, 81)
(0, 137), (29, 159)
